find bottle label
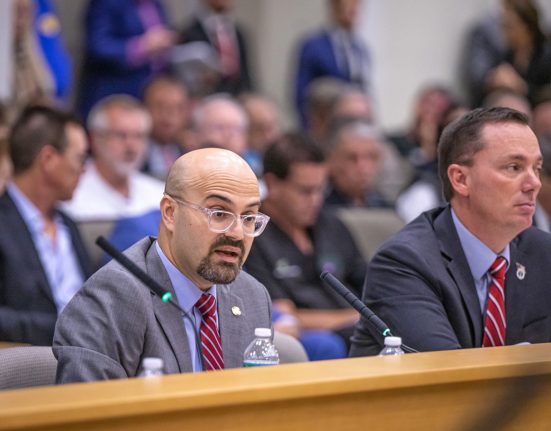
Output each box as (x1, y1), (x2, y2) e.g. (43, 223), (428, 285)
(243, 360), (279, 367)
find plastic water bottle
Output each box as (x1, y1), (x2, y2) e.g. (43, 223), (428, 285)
(243, 328), (280, 367)
(138, 357), (165, 377)
(378, 336), (405, 356)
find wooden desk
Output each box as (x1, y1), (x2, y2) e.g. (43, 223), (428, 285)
(1, 343), (551, 431)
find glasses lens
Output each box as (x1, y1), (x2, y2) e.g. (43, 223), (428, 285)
(209, 210), (235, 232)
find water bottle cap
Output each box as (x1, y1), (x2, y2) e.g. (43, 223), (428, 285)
(254, 328), (272, 337)
(142, 357), (164, 370)
(384, 336), (402, 347)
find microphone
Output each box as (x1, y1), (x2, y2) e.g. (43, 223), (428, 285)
(320, 271), (417, 353)
(96, 236), (205, 369)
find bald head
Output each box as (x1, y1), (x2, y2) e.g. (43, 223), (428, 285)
(160, 147), (263, 289)
(165, 148), (259, 199)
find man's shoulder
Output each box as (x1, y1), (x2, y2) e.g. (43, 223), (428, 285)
(100, 237), (155, 275)
(299, 29), (331, 49)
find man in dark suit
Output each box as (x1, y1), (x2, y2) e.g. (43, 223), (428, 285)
(0, 106), (92, 345)
(294, 0), (371, 124)
(179, 0), (253, 96)
(78, 0), (175, 120)
(350, 107), (551, 356)
(54, 148), (272, 382)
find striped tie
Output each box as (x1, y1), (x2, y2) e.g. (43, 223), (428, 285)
(195, 293), (224, 370)
(482, 257), (508, 347)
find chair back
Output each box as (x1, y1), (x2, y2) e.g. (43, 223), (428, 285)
(337, 208), (405, 260)
(273, 331), (309, 364)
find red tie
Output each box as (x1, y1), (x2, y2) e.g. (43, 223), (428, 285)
(215, 19), (239, 76)
(482, 257), (507, 347)
(195, 293), (224, 370)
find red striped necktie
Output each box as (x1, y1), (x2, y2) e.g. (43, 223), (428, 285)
(195, 293), (224, 370)
(482, 256), (508, 347)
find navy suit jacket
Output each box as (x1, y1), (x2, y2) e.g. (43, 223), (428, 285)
(0, 192), (92, 345)
(77, 0), (169, 119)
(350, 206), (551, 356)
(294, 29), (370, 124)
(180, 17), (252, 95)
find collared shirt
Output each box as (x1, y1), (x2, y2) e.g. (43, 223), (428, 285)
(61, 162), (165, 222)
(8, 183), (84, 314)
(155, 241), (218, 372)
(329, 27), (366, 87)
(451, 208), (510, 314)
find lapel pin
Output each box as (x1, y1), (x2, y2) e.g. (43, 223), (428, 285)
(515, 263), (526, 280)
(231, 306), (242, 316)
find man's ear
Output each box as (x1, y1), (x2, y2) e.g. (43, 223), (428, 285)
(448, 163), (470, 197)
(38, 145), (59, 175)
(160, 195), (176, 232)
(263, 172), (281, 198)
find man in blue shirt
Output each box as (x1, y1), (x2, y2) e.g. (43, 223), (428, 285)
(350, 107), (551, 356)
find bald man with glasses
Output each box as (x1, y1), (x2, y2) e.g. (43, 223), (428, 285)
(54, 148), (273, 383)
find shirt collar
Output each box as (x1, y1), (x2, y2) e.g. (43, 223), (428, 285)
(8, 182), (47, 233)
(155, 241), (217, 314)
(451, 208), (510, 280)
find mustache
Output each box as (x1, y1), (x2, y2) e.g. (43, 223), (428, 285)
(209, 236), (245, 255)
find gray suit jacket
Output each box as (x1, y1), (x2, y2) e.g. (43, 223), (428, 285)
(53, 237), (272, 383)
(350, 206), (551, 356)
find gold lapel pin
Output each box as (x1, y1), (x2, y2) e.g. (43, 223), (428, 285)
(515, 263), (526, 280)
(231, 306), (242, 316)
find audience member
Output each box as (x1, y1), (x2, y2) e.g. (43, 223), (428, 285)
(62, 95), (164, 221)
(532, 89), (551, 231)
(77, 0), (176, 120)
(240, 92), (282, 177)
(329, 87), (410, 203)
(483, 88), (532, 119)
(350, 107), (551, 356)
(54, 148), (272, 381)
(0, 138), (12, 195)
(535, 133), (551, 232)
(387, 83), (455, 160)
(294, 0), (371, 124)
(532, 87), (551, 138)
(180, 0), (253, 96)
(303, 77), (348, 144)
(245, 132), (366, 349)
(10, 0), (72, 117)
(141, 73), (190, 180)
(324, 117), (389, 208)
(464, 0), (551, 107)
(330, 85), (375, 122)
(462, 6), (506, 107)
(187, 93), (248, 156)
(396, 103), (469, 222)
(0, 106), (92, 345)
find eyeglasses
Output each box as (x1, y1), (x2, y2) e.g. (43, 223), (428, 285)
(166, 194), (270, 237)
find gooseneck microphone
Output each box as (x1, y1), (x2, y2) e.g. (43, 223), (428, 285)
(96, 236), (205, 370)
(320, 271), (417, 353)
